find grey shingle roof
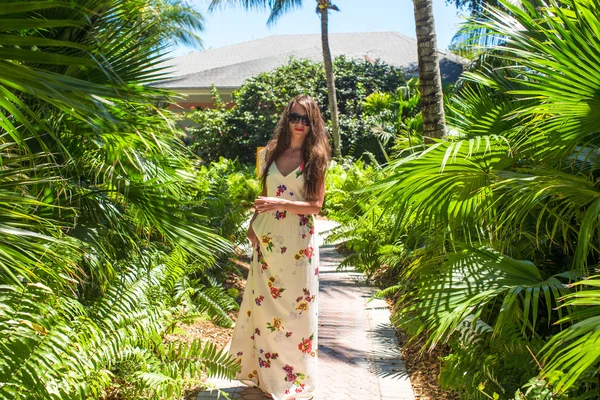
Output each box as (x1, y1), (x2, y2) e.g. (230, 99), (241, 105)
(154, 32), (465, 89)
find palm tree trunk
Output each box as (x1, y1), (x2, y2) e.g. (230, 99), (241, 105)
(413, 0), (447, 139)
(318, 1), (341, 158)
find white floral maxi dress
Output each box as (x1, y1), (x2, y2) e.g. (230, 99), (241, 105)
(229, 162), (319, 400)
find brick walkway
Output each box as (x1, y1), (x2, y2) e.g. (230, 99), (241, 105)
(197, 220), (414, 400)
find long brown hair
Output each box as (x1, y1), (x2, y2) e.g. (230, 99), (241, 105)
(261, 95), (331, 201)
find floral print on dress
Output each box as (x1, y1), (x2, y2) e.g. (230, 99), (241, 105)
(276, 184), (287, 197)
(234, 351), (243, 364)
(299, 215), (310, 226)
(259, 350), (279, 368)
(298, 333), (315, 355)
(261, 233), (275, 252)
(293, 248), (305, 261)
(270, 286), (284, 299)
(293, 246), (314, 266)
(267, 317), (284, 332)
(275, 210), (287, 220)
(257, 248), (268, 272)
(268, 316), (296, 343)
(268, 276), (285, 299)
(294, 288), (316, 315)
(304, 246), (314, 263)
(298, 214), (314, 239)
(283, 364), (306, 387)
(295, 163), (304, 178)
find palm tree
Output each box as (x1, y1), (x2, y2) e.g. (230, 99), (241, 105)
(209, 0), (343, 158)
(412, 0), (447, 139)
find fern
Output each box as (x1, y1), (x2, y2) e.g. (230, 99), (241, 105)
(0, 251), (242, 400)
(174, 276), (238, 328)
(134, 341), (240, 399)
(374, 284), (402, 299)
(0, 284), (88, 399)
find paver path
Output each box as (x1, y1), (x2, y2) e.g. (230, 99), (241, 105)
(197, 220), (415, 400)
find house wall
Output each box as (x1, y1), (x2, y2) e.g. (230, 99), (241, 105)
(167, 88), (236, 111)
(168, 101), (235, 111)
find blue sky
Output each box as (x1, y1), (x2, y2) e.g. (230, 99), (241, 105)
(173, 0), (468, 56)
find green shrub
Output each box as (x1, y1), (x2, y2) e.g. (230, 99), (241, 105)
(323, 156), (382, 220)
(191, 157), (260, 246)
(183, 57), (406, 163)
(182, 87), (231, 162)
(0, 1), (246, 399)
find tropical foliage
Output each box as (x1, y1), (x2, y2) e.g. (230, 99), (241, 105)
(183, 56), (406, 163)
(0, 1), (242, 398)
(330, 0), (600, 397)
(362, 77), (423, 159)
(208, 0), (343, 158)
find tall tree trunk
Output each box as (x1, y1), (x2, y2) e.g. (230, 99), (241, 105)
(318, 1), (341, 158)
(413, 0), (447, 139)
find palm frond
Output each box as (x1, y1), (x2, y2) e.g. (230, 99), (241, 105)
(400, 245), (569, 349)
(472, 0), (600, 158)
(371, 135), (512, 237)
(541, 275), (600, 393)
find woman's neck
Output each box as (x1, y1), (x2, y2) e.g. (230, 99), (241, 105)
(289, 136), (305, 152)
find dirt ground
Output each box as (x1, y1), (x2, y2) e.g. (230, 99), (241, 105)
(394, 327), (459, 400)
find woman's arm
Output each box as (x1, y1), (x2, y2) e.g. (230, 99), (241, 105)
(247, 184), (268, 248)
(254, 175), (326, 215)
(249, 184), (268, 224)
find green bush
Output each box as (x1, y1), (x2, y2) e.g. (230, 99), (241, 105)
(323, 157), (382, 220)
(322, 158), (409, 281)
(182, 87), (231, 162)
(183, 57), (406, 163)
(191, 157), (260, 246)
(0, 2), (243, 398)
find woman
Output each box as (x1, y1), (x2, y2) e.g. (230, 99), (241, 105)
(229, 95), (330, 400)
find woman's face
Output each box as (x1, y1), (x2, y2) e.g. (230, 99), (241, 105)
(288, 103), (311, 141)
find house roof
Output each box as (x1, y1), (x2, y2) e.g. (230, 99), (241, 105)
(155, 31), (465, 90)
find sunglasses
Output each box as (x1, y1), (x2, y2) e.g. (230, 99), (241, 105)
(288, 112), (310, 127)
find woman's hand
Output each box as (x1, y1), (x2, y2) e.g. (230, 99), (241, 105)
(254, 196), (288, 214)
(247, 225), (259, 250)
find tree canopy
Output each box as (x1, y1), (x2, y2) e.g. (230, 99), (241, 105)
(184, 56), (406, 163)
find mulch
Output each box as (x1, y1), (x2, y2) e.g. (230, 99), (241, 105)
(394, 327), (459, 400)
